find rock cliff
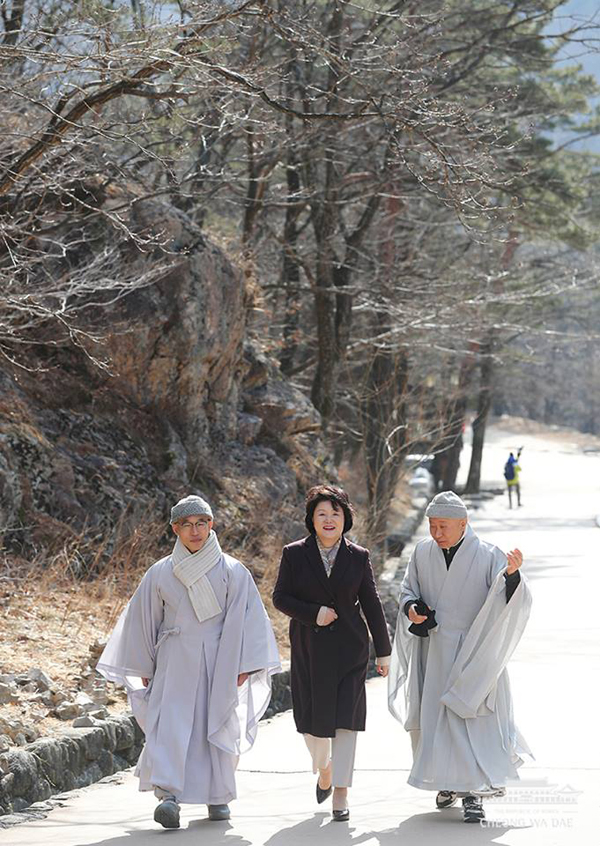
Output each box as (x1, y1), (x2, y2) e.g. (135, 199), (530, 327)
(0, 199), (332, 572)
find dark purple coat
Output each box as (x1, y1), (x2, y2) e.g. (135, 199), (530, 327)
(272, 534), (391, 738)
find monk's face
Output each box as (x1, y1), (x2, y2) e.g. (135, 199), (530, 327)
(428, 517), (467, 550)
(172, 514), (213, 553)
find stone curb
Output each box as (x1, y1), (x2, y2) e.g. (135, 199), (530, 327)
(262, 667), (291, 719)
(0, 714), (144, 825)
(0, 771), (127, 829)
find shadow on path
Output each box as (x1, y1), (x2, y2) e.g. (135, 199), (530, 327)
(74, 818), (252, 846)
(9, 808), (532, 846)
(262, 810), (527, 846)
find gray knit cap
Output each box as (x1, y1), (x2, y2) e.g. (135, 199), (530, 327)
(425, 490), (468, 519)
(170, 494), (214, 523)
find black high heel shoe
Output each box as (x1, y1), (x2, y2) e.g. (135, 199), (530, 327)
(316, 777), (332, 804)
(332, 809), (350, 822)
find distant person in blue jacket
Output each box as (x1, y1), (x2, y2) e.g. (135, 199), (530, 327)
(504, 448), (523, 508)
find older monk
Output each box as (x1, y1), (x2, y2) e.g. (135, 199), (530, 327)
(98, 495), (280, 829)
(388, 491), (532, 823)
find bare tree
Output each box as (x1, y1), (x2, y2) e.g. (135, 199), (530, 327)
(2, 0), (598, 549)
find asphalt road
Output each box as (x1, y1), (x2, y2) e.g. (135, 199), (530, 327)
(4, 423), (600, 845)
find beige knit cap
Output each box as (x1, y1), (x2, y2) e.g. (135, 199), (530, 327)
(170, 495), (213, 523)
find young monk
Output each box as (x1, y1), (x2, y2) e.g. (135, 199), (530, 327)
(98, 494), (280, 829)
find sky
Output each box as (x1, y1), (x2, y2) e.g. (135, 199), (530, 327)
(550, 0), (600, 152)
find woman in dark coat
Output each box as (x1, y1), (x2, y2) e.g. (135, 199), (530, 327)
(273, 485), (391, 821)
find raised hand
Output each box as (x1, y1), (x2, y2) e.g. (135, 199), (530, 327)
(506, 548), (523, 575)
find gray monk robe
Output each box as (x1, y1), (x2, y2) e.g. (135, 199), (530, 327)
(97, 534), (281, 805)
(388, 525), (532, 793)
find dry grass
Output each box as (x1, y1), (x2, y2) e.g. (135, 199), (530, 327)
(1, 519), (170, 737)
(0, 566), (132, 738)
(0, 578), (121, 679)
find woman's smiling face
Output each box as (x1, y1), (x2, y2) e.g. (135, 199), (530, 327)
(313, 499), (345, 548)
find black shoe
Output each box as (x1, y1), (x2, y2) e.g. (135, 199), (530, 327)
(436, 790), (458, 809)
(154, 799), (180, 829)
(316, 778), (332, 804)
(332, 809), (350, 822)
(208, 804), (231, 821)
(462, 795), (485, 823)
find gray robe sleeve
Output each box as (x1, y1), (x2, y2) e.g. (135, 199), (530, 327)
(207, 559), (281, 756)
(388, 547), (425, 729)
(399, 546), (421, 611)
(97, 562), (165, 689)
(440, 557), (532, 719)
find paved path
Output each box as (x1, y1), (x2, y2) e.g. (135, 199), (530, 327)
(4, 424), (600, 844)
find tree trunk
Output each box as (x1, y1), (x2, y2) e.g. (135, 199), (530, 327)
(464, 340), (494, 493)
(242, 126), (263, 245)
(310, 181), (338, 426)
(361, 329), (409, 568)
(435, 345), (478, 491)
(462, 232), (518, 489)
(361, 187), (406, 564)
(279, 145), (302, 376)
(2, 1), (25, 48)
(440, 415), (465, 491)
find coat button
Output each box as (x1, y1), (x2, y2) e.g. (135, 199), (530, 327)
(329, 623), (336, 632)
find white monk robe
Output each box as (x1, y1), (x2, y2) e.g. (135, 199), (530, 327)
(97, 534), (281, 804)
(388, 524), (532, 793)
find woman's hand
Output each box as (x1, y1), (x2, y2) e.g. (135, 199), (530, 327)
(408, 604), (429, 624)
(318, 607), (338, 626)
(142, 677), (150, 688)
(237, 672), (250, 686)
(506, 548), (523, 575)
(376, 663), (389, 678)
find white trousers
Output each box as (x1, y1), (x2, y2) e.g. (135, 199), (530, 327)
(304, 730), (358, 788)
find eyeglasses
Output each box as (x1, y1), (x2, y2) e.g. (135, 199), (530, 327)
(179, 520), (211, 531)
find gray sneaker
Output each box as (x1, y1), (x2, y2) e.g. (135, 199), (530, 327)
(436, 790), (458, 809)
(208, 804), (231, 821)
(154, 799), (180, 829)
(462, 795), (485, 823)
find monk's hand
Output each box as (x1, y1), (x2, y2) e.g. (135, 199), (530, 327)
(142, 678), (150, 688)
(319, 607), (338, 626)
(506, 548), (523, 575)
(408, 604), (428, 625)
(376, 662), (389, 678)
(237, 672), (250, 687)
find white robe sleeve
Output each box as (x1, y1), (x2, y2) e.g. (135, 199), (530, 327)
(207, 560), (281, 756)
(96, 563), (164, 691)
(441, 559), (532, 719)
(388, 547), (426, 728)
(399, 546), (421, 611)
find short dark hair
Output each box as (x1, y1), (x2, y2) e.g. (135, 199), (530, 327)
(305, 485), (355, 535)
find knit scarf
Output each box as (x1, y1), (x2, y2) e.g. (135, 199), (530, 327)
(171, 531), (223, 623)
